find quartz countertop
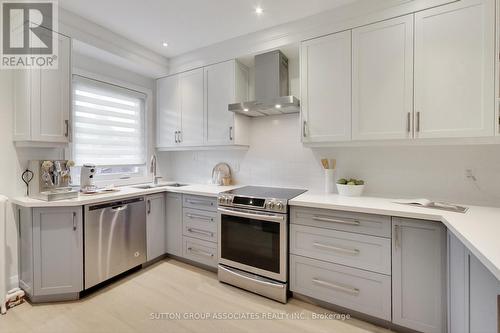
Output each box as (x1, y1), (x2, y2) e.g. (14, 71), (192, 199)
(289, 192), (500, 281)
(10, 183), (243, 208)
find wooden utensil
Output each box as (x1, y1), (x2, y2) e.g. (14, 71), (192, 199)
(321, 159), (329, 169)
(330, 159), (336, 170)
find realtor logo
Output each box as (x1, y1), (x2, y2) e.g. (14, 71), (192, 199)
(1, 0), (58, 69)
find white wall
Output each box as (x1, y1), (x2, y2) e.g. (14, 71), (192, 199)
(159, 114), (500, 207)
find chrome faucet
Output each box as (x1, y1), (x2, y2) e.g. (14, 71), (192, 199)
(150, 154), (162, 185)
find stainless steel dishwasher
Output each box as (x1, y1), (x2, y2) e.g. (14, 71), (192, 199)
(84, 197), (146, 289)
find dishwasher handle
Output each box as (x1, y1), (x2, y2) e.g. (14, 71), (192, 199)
(87, 197), (144, 211)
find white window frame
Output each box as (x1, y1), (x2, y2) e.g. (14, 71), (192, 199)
(68, 70), (154, 187)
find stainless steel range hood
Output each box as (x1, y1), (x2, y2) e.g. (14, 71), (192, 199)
(229, 50), (300, 117)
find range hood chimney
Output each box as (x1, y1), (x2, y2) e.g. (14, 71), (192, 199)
(229, 50), (300, 117)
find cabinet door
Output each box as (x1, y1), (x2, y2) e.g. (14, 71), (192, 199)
(469, 253), (499, 333)
(166, 193), (183, 256)
(414, 0), (495, 138)
(157, 75), (180, 147)
(392, 218), (446, 333)
(352, 15), (414, 140)
(205, 61), (235, 145)
(146, 194), (166, 261)
(31, 32), (71, 143)
(179, 68), (204, 146)
(33, 207), (83, 296)
(301, 31), (352, 142)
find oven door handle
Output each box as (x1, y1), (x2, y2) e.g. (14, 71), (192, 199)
(218, 207), (285, 223)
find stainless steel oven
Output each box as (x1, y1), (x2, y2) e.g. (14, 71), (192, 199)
(216, 186), (306, 303)
(218, 206), (287, 282)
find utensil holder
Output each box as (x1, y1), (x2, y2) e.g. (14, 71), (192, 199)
(324, 169), (335, 193)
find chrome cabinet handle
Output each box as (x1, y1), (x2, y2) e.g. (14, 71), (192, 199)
(312, 216), (360, 226)
(187, 247), (214, 257)
(64, 120), (69, 138)
(229, 126), (233, 141)
(72, 212), (77, 231)
(174, 131), (179, 143)
(312, 278), (360, 296)
(416, 112), (421, 132)
(186, 199), (213, 206)
(407, 112), (411, 133)
(178, 131), (182, 143)
(303, 120), (307, 137)
(186, 213), (214, 222)
(187, 228), (214, 237)
(313, 242), (360, 255)
(147, 200), (151, 215)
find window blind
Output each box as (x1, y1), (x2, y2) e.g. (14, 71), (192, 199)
(72, 76), (146, 166)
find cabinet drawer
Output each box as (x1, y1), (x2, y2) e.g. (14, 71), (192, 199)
(183, 237), (218, 268)
(183, 195), (217, 212)
(183, 208), (217, 242)
(291, 206), (391, 238)
(290, 255), (391, 321)
(290, 224), (391, 275)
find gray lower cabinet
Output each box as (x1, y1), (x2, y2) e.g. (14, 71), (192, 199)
(165, 192), (183, 256)
(19, 206), (83, 302)
(146, 193), (166, 261)
(448, 231), (499, 333)
(392, 217), (446, 333)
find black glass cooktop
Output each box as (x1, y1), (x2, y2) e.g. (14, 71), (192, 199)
(223, 186), (307, 200)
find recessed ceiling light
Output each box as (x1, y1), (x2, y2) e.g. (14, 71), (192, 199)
(255, 6), (263, 15)
(162, 42), (169, 47)
(275, 104), (281, 109)
(243, 108), (249, 112)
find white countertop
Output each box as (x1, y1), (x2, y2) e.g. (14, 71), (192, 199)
(10, 183), (243, 208)
(290, 192), (500, 281)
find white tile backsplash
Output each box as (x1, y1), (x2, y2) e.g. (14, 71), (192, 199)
(159, 113), (500, 207)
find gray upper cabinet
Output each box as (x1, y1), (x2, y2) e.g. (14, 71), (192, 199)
(165, 192), (183, 256)
(32, 207), (83, 297)
(448, 231), (500, 333)
(146, 193), (166, 261)
(392, 217), (446, 333)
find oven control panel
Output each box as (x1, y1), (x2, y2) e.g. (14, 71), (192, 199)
(218, 194), (287, 213)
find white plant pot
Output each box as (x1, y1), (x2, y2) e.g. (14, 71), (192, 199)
(336, 184), (365, 197)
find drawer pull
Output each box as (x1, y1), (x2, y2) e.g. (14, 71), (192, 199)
(312, 278), (360, 296)
(187, 247), (214, 257)
(187, 228), (214, 237)
(186, 213), (214, 222)
(313, 242), (360, 255)
(186, 199), (214, 206)
(312, 216), (360, 226)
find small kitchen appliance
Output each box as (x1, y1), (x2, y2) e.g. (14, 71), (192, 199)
(28, 160), (78, 201)
(217, 186), (307, 303)
(80, 164), (97, 193)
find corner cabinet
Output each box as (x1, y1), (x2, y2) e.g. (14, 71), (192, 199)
(146, 193), (166, 261)
(156, 60), (249, 150)
(392, 217), (447, 333)
(13, 32), (72, 145)
(301, 30), (352, 142)
(448, 231), (500, 333)
(18, 206), (83, 302)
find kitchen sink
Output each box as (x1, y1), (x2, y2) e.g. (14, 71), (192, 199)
(133, 183), (188, 189)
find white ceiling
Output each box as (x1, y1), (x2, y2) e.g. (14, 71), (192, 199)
(59, 0), (356, 58)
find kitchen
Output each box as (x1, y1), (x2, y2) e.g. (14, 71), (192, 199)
(0, 0), (499, 332)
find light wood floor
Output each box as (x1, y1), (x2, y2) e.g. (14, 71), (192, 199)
(0, 259), (394, 333)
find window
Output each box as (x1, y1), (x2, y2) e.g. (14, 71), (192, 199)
(72, 75), (147, 184)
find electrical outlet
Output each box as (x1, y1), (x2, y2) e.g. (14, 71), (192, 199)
(232, 162), (240, 173)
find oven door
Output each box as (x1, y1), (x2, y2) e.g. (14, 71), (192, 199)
(218, 206), (287, 282)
